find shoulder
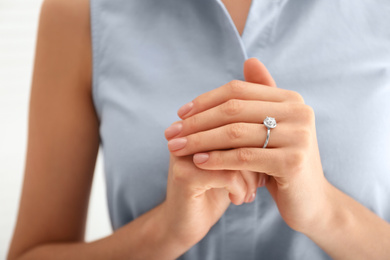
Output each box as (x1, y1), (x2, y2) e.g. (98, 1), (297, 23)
(39, 0), (90, 37)
(38, 0), (91, 91)
(40, 0), (90, 26)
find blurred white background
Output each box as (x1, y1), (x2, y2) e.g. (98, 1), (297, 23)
(0, 1), (111, 258)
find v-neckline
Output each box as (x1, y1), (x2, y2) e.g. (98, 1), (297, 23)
(216, 0), (255, 40)
(215, 0), (255, 59)
(220, 0), (254, 38)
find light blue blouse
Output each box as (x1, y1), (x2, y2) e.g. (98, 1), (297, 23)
(90, 0), (390, 259)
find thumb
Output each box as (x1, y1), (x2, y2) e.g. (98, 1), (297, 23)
(244, 57), (277, 87)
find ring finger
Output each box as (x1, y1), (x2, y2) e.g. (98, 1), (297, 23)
(168, 122), (296, 156)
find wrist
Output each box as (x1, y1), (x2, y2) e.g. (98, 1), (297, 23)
(155, 201), (199, 258)
(298, 181), (390, 259)
(301, 182), (353, 239)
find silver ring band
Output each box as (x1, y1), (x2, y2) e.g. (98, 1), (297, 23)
(263, 128), (271, 148)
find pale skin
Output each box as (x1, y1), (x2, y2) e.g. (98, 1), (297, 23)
(7, 0), (390, 260)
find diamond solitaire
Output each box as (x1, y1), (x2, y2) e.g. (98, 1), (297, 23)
(263, 116), (277, 129)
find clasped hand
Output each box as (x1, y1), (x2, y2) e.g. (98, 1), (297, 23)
(162, 59), (332, 246)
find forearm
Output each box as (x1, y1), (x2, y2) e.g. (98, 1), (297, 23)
(304, 182), (390, 260)
(13, 203), (188, 260)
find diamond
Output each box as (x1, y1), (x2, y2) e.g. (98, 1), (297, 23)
(263, 116), (277, 129)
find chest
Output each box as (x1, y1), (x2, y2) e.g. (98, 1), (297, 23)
(220, 0), (252, 36)
(92, 0), (390, 222)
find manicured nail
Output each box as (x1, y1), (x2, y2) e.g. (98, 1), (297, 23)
(168, 137), (187, 151)
(247, 192), (256, 203)
(165, 122), (183, 139)
(193, 153), (209, 164)
(178, 102), (193, 118)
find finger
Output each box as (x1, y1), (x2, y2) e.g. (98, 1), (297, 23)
(240, 170), (260, 203)
(257, 172), (268, 188)
(192, 148), (285, 178)
(168, 122), (293, 156)
(172, 100), (311, 140)
(177, 80), (304, 119)
(244, 58), (277, 87)
(175, 167), (248, 205)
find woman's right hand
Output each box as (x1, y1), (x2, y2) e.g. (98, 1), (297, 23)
(159, 153), (248, 248)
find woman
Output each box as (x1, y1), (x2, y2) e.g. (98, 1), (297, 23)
(8, 0), (390, 259)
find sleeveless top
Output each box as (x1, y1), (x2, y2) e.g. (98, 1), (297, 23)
(90, 0), (390, 259)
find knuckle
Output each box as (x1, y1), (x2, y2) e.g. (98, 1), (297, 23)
(294, 127), (312, 147)
(227, 80), (245, 94)
(290, 104), (314, 124)
(237, 148), (253, 164)
(227, 171), (242, 187)
(186, 114), (198, 130)
(226, 123), (246, 141)
(286, 90), (305, 103)
(289, 104), (314, 124)
(302, 105), (315, 124)
(172, 161), (189, 183)
(222, 99), (243, 116)
(190, 133), (201, 148)
(284, 150), (305, 173)
(289, 103), (303, 114)
(191, 97), (200, 109)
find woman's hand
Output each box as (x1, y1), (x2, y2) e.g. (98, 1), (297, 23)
(159, 153), (249, 249)
(164, 59), (276, 204)
(164, 58), (331, 233)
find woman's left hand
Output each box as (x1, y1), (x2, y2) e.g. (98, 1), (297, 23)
(164, 59), (332, 233)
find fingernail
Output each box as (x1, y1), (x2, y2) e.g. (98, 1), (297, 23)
(193, 153), (209, 164)
(168, 137), (187, 151)
(178, 102), (193, 118)
(165, 122), (183, 139)
(247, 192), (256, 203)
